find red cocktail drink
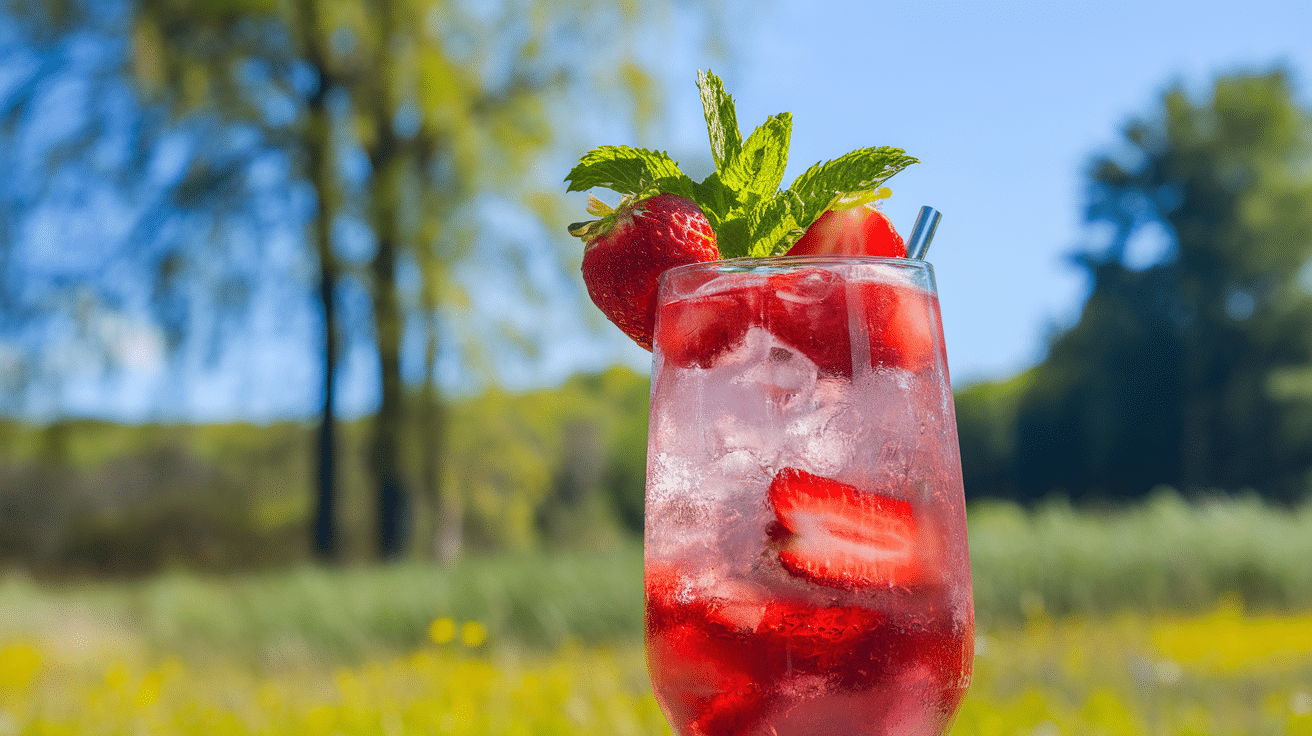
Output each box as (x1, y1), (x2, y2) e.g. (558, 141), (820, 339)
(645, 257), (973, 736)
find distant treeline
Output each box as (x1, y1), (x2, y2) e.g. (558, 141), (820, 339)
(5, 353), (1312, 576)
(958, 70), (1312, 506)
(0, 367), (650, 575)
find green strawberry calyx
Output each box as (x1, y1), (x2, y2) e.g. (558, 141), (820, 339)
(566, 194), (619, 245)
(564, 70), (918, 259)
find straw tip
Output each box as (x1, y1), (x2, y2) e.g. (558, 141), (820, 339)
(905, 206), (942, 260)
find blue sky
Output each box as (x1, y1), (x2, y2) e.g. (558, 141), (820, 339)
(630, 0), (1312, 385)
(6, 0), (1312, 421)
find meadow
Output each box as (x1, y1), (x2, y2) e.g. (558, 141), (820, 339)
(4, 493), (1312, 735)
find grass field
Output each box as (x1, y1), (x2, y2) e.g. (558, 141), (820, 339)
(4, 606), (1312, 735)
(4, 494), (1312, 734)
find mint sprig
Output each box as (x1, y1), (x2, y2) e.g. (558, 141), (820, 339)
(698, 70), (742, 173)
(564, 145), (701, 200)
(564, 71), (918, 258)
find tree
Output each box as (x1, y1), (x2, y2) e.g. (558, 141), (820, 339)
(127, 0), (715, 560)
(0, 0), (277, 420)
(954, 371), (1030, 501)
(1014, 68), (1312, 502)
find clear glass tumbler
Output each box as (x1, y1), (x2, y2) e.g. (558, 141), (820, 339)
(644, 256), (973, 736)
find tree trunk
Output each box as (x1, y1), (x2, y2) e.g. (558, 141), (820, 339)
(365, 0), (414, 562)
(310, 129), (339, 561)
(297, 0), (340, 562)
(1177, 310), (1211, 495)
(369, 150), (410, 561)
(370, 211), (409, 558)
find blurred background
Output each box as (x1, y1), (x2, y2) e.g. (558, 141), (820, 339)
(2, 0), (1312, 734)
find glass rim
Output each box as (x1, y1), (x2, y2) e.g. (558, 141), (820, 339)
(661, 254), (934, 281)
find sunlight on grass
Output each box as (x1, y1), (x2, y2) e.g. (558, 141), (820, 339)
(959, 606), (1312, 736)
(1, 636), (667, 735)
(4, 605), (1312, 735)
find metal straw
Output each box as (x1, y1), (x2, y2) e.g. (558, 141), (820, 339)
(905, 206), (942, 260)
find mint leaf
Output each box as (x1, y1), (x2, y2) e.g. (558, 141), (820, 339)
(721, 113), (791, 209)
(693, 171), (736, 224)
(745, 192), (804, 258)
(718, 191), (804, 260)
(786, 147), (919, 227)
(713, 214), (753, 259)
(566, 73), (919, 258)
(565, 145), (699, 199)
(698, 70), (742, 173)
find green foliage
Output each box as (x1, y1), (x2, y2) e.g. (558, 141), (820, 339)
(981, 68), (1312, 503)
(565, 70), (917, 258)
(783, 147), (917, 227)
(564, 145), (701, 200)
(438, 368), (650, 553)
(969, 490), (1312, 629)
(697, 69), (743, 172)
(0, 367), (651, 572)
(119, 0), (701, 559)
(954, 370), (1033, 500)
(0, 548), (644, 662)
(0, 421), (311, 572)
(723, 113), (792, 211)
(6, 490), (1312, 662)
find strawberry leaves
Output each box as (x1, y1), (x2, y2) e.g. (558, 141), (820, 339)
(565, 70), (919, 259)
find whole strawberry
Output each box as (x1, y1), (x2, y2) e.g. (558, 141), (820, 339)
(570, 193), (720, 350)
(786, 203), (906, 258)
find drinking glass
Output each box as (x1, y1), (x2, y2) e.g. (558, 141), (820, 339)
(644, 256), (973, 736)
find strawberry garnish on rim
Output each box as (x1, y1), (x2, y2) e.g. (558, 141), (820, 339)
(564, 72), (920, 338)
(571, 193), (720, 350)
(786, 202), (907, 258)
(768, 467), (923, 589)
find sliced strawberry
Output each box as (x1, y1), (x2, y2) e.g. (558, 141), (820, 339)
(768, 468), (922, 589)
(764, 270), (939, 377)
(650, 622), (762, 735)
(860, 282), (937, 373)
(647, 564), (769, 633)
(690, 684), (771, 736)
(756, 600), (887, 669)
(656, 287), (758, 369)
(762, 268), (852, 376)
(646, 565), (773, 736)
(646, 567), (731, 699)
(786, 204), (906, 258)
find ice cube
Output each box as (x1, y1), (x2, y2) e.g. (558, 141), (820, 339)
(702, 576), (771, 632)
(707, 449), (773, 496)
(767, 662), (945, 736)
(781, 376), (859, 477)
(740, 342), (818, 411)
(706, 328), (819, 459)
(645, 450), (718, 558)
(845, 367), (932, 487)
